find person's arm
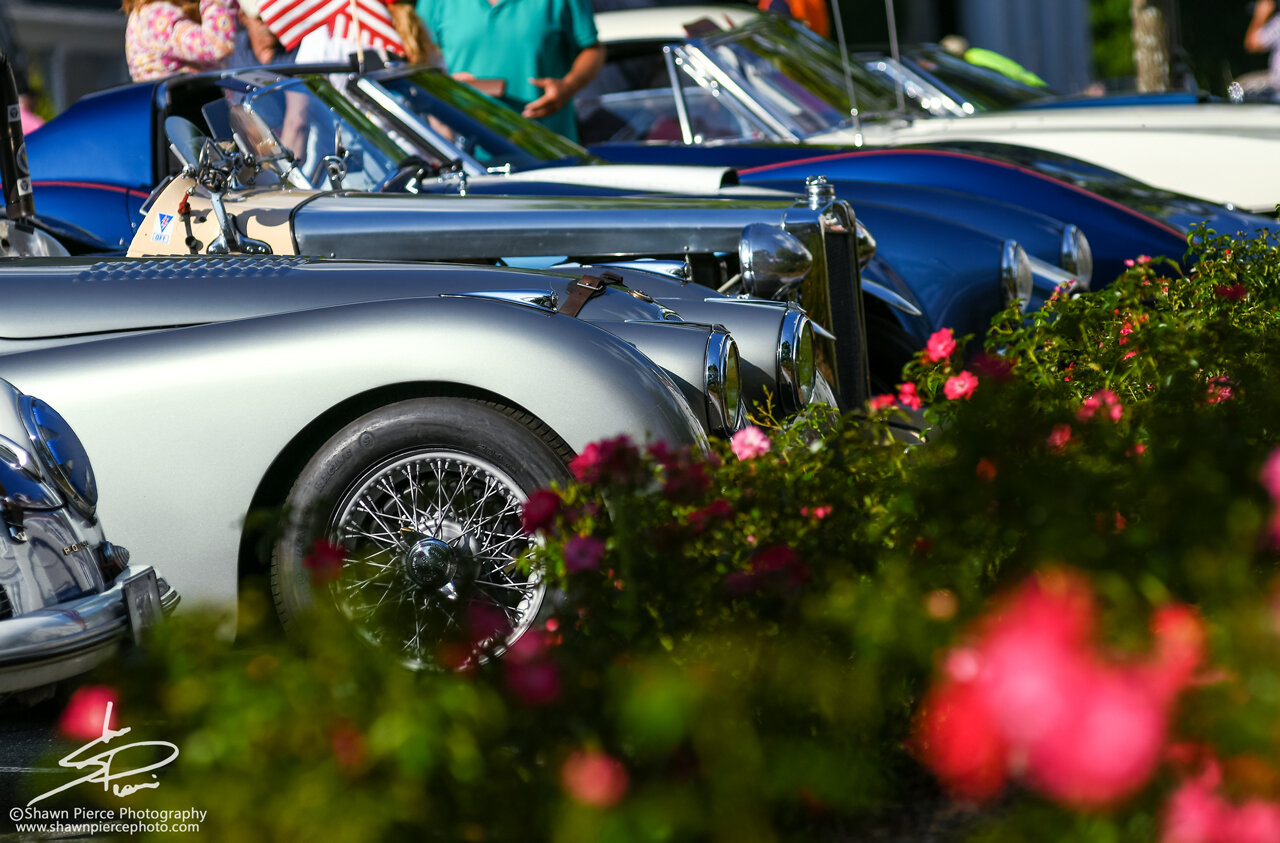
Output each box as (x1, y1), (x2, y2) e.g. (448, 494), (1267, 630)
(523, 44), (605, 119)
(158, 0), (236, 63)
(1246, 0), (1277, 52)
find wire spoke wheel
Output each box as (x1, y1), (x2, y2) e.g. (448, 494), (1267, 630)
(330, 450), (542, 668)
(271, 398), (572, 671)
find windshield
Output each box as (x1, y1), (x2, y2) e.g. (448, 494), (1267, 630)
(237, 76), (410, 190)
(377, 71), (595, 170)
(903, 46), (1056, 111)
(696, 21), (930, 135)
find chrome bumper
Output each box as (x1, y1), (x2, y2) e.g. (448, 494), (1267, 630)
(0, 565), (179, 693)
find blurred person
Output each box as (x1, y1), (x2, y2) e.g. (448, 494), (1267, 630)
(1245, 0), (1280, 93)
(416, 0), (603, 141)
(229, 0), (296, 66)
(940, 34), (1047, 88)
(758, 0), (829, 38)
(124, 0), (236, 81)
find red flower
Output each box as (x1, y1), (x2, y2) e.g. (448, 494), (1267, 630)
(687, 499), (733, 533)
(972, 352), (1014, 382)
(897, 382), (923, 411)
(59, 686), (119, 742)
(561, 750), (630, 807)
(329, 720), (366, 771)
(520, 489), (563, 535)
(731, 426), (772, 461)
(801, 505), (833, 521)
(975, 458), (997, 481)
(725, 545), (809, 595)
(868, 393), (896, 412)
(504, 659), (561, 707)
(1047, 424), (1072, 453)
(924, 328), (957, 364)
(303, 539), (346, 586)
(913, 676), (1009, 801)
(564, 535), (605, 573)
(1205, 376), (1234, 405)
(662, 459), (711, 503)
(1214, 283), (1247, 301)
(943, 371), (978, 401)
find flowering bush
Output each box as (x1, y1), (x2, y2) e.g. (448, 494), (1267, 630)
(41, 227), (1280, 841)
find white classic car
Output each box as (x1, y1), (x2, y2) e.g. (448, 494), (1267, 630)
(589, 7), (1280, 212)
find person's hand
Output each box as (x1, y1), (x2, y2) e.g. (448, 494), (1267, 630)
(1261, 0), (1277, 18)
(523, 77), (570, 118)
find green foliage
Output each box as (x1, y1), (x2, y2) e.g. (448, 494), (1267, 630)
(44, 228), (1280, 840)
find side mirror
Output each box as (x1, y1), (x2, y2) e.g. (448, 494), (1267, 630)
(165, 116), (208, 174)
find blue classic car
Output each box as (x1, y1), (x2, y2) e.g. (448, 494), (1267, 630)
(575, 8), (1278, 278)
(17, 65), (1032, 390)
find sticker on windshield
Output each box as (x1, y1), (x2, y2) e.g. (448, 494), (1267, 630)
(152, 213), (175, 245)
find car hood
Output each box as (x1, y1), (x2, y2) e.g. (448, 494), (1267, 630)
(291, 192), (793, 260)
(0, 257), (673, 340)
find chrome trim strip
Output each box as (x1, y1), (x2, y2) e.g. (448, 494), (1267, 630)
(664, 47), (696, 146)
(443, 289), (560, 311)
(861, 280), (924, 317)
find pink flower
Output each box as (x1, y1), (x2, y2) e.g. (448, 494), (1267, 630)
(1205, 377), (1233, 405)
(972, 352), (1015, 382)
(868, 393), (896, 412)
(898, 382), (923, 411)
(1047, 424), (1072, 453)
(303, 539), (346, 586)
(801, 505), (833, 521)
(731, 426), (772, 461)
(521, 489), (563, 535)
(1161, 759), (1280, 843)
(59, 686), (119, 742)
(911, 570), (1205, 808)
(1137, 254), (1152, 265)
(561, 750), (630, 807)
(943, 371), (978, 401)
(564, 535), (605, 573)
(1124, 350), (1138, 360)
(1124, 258), (1136, 268)
(570, 436), (643, 486)
(1260, 447), (1280, 501)
(1077, 389), (1123, 423)
(924, 328), (957, 363)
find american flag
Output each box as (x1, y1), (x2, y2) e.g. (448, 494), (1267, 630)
(258, 0), (405, 54)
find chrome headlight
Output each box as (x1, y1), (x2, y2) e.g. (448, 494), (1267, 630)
(1001, 240), (1034, 313)
(1059, 224), (1093, 290)
(738, 223), (813, 300)
(21, 395), (97, 520)
(705, 328), (743, 434)
(778, 308), (817, 410)
(0, 434), (61, 511)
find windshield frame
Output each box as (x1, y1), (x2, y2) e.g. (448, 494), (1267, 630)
(360, 67), (599, 173)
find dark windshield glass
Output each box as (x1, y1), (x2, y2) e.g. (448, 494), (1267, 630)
(379, 71), (595, 170)
(904, 47), (1056, 111)
(699, 21), (930, 131)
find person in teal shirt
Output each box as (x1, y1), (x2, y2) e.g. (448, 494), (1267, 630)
(417, 0), (604, 141)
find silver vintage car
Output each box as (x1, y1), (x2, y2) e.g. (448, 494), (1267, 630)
(0, 56), (853, 665)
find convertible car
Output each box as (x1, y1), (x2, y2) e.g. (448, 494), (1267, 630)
(0, 56), (860, 666)
(20, 64), (1048, 385)
(0, 362), (179, 694)
(584, 8), (1280, 212)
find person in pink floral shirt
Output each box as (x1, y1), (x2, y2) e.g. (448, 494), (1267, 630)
(125, 0), (237, 82)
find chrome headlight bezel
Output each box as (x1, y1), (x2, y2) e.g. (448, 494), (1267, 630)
(20, 395), (98, 520)
(0, 433), (63, 512)
(705, 328), (744, 435)
(1001, 240), (1034, 313)
(777, 307), (817, 411)
(738, 223), (814, 300)
(1059, 224), (1094, 291)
